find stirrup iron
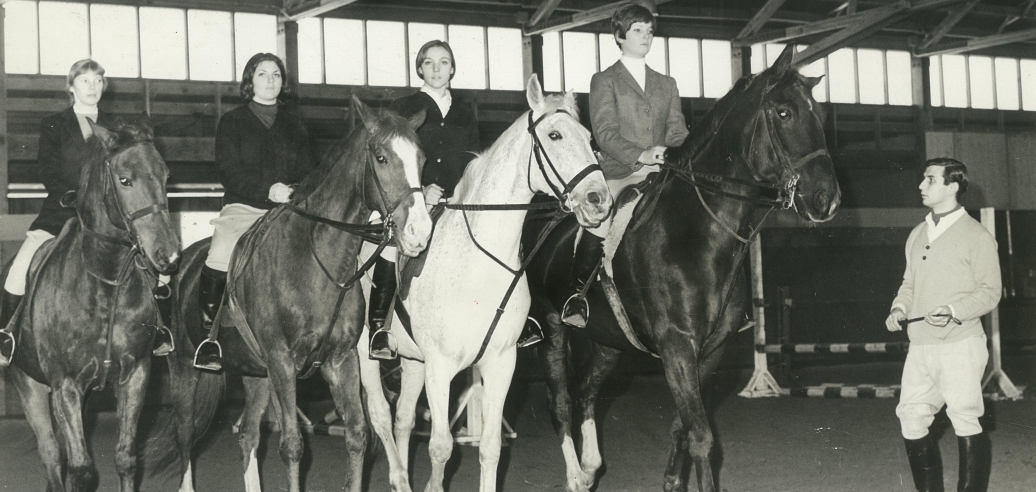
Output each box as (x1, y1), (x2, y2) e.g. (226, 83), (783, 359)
(152, 325), (175, 357)
(368, 328), (397, 361)
(0, 330), (14, 367)
(517, 317), (544, 348)
(561, 294), (590, 329)
(193, 339), (223, 372)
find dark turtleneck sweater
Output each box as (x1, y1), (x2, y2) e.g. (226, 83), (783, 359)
(249, 100), (278, 129)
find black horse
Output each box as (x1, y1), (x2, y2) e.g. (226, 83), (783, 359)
(2, 117), (179, 492)
(153, 97), (430, 492)
(523, 46), (841, 492)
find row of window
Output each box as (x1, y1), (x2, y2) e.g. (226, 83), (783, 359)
(3, 1), (1035, 111)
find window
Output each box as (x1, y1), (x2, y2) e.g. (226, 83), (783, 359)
(90, 4), (139, 78)
(139, 7), (187, 80)
(798, 54), (829, 103)
(408, 23), (446, 87)
(669, 38), (701, 98)
(487, 27), (523, 90)
(448, 25), (487, 90)
(324, 18), (365, 85)
(1022, 59), (1036, 111)
(941, 54), (968, 108)
(366, 21), (406, 87)
(968, 55), (995, 109)
(994, 57), (1020, 111)
(929, 55), (943, 107)
(542, 32), (562, 92)
(857, 49), (886, 105)
(234, 13), (277, 81)
(646, 35), (667, 75)
(701, 39), (731, 98)
(38, 1), (90, 76)
(3, 1), (39, 74)
(187, 10), (233, 82)
(297, 17), (323, 84)
(886, 50), (912, 106)
(598, 34), (621, 72)
(828, 48), (856, 103)
(562, 31), (596, 93)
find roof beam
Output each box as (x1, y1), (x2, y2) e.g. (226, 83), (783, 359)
(735, 0), (786, 40)
(529, 0), (565, 27)
(791, 3), (909, 67)
(523, 0), (672, 36)
(914, 26), (1036, 56)
(283, 0), (361, 21)
(920, 0), (980, 48)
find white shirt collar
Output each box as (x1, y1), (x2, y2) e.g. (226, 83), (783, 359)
(420, 86), (452, 117)
(924, 207), (967, 242)
(620, 56), (647, 91)
(73, 104), (98, 116)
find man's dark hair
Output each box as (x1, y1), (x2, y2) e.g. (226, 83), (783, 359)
(925, 157), (968, 199)
(611, 3), (656, 47)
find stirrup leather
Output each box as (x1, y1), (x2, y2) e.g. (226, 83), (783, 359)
(0, 330), (14, 367)
(517, 317), (544, 348)
(561, 294), (590, 329)
(193, 339), (223, 372)
(152, 325), (175, 357)
(368, 328), (398, 361)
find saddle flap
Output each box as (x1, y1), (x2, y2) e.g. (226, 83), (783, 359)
(397, 204), (446, 300)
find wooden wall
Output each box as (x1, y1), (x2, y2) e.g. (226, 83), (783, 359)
(926, 131), (1036, 211)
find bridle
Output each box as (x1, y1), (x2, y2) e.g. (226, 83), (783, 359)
(525, 109), (602, 211)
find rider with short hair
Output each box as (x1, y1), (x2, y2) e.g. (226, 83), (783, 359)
(193, 53), (316, 371)
(562, 4), (689, 328)
(1, 59), (175, 364)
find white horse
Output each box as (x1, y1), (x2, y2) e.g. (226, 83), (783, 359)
(358, 75), (613, 492)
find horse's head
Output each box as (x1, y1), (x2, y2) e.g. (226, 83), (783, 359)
(733, 45), (841, 222)
(84, 117), (180, 273)
(524, 75), (612, 228)
(353, 96), (433, 257)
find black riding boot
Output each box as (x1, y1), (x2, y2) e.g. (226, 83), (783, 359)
(957, 433), (991, 492)
(151, 284), (175, 356)
(194, 266), (227, 371)
(0, 290), (23, 366)
(368, 257), (398, 360)
(561, 232), (604, 328)
(904, 435), (945, 492)
(517, 316), (544, 348)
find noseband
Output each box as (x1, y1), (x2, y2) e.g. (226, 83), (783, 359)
(527, 110), (601, 209)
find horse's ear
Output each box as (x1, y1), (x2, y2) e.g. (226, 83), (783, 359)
(805, 74), (824, 88)
(88, 118), (118, 151)
(526, 73), (545, 112)
(562, 90), (578, 114)
(771, 44), (796, 76)
(408, 109), (427, 130)
(352, 95), (376, 132)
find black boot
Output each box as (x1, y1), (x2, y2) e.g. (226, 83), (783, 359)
(193, 266), (226, 371)
(0, 290), (23, 366)
(561, 232), (604, 328)
(957, 433), (991, 492)
(904, 435), (944, 492)
(517, 317), (543, 348)
(368, 257), (397, 361)
(151, 284), (175, 356)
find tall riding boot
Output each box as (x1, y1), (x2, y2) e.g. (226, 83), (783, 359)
(368, 257), (398, 360)
(904, 435), (945, 492)
(957, 433), (991, 492)
(0, 290), (23, 366)
(561, 232), (604, 328)
(194, 266), (227, 371)
(151, 284), (175, 356)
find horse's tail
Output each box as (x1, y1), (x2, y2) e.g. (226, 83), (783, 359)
(145, 364), (226, 476)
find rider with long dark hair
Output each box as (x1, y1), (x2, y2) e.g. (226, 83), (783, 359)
(0, 60), (177, 364)
(193, 53), (316, 371)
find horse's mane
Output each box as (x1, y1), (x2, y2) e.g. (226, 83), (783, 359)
(678, 74), (756, 161)
(458, 92), (575, 191)
(293, 106), (422, 201)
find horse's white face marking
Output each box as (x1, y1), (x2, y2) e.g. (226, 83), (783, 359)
(389, 135), (432, 256)
(532, 109), (611, 229)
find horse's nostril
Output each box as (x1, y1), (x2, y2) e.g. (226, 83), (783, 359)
(587, 191), (601, 206)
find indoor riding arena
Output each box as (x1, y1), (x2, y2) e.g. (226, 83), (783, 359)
(1, 1), (1035, 491)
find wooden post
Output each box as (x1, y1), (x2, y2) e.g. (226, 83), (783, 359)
(740, 235), (782, 397)
(522, 34), (544, 88)
(778, 286), (793, 385)
(979, 208), (1022, 400)
(278, 19), (301, 100)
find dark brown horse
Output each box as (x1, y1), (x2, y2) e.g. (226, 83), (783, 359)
(2, 117), (179, 492)
(523, 46), (841, 492)
(154, 97), (431, 492)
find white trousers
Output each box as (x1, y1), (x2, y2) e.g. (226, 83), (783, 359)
(4, 230), (55, 295)
(896, 333), (988, 439)
(587, 165), (657, 238)
(205, 203), (267, 272)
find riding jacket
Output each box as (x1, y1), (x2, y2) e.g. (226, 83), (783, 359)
(589, 60), (688, 180)
(389, 91), (480, 198)
(32, 108), (112, 235)
(215, 104), (316, 210)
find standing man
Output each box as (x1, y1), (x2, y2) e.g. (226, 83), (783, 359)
(885, 158), (1001, 492)
(562, 2), (688, 328)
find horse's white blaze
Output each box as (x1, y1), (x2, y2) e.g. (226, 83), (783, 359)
(178, 462), (194, 492)
(392, 136), (424, 212)
(243, 448), (261, 492)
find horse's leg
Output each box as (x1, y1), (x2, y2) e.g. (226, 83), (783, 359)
(359, 353), (411, 492)
(265, 357), (305, 492)
(166, 352), (199, 492)
(10, 366), (64, 491)
(574, 341), (622, 486)
(475, 349), (517, 492)
(660, 351), (715, 492)
(421, 361), (454, 492)
(239, 376), (272, 492)
(394, 357), (426, 472)
(538, 318), (588, 492)
(51, 379), (96, 492)
(113, 358), (151, 491)
(320, 347), (368, 492)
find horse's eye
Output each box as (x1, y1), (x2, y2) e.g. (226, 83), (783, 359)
(376, 155), (387, 164)
(119, 177), (131, 186)
(548, 131), (562, 140)
(776, 108), (791, 119)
